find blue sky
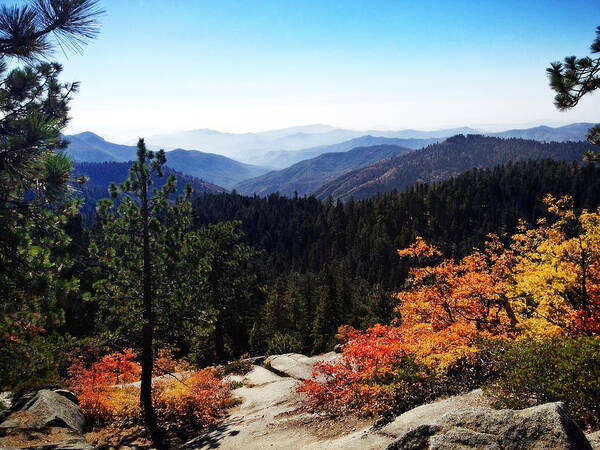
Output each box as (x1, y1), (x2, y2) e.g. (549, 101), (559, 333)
(50, 0), (600, 142)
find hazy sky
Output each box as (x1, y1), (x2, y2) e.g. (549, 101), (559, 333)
(50, 0), (600, 142)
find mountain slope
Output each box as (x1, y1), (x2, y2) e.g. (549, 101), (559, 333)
(160, 149), (269, 188)
(313, 135), (590, 201)
(64, 132), (270, 188)
(489, 122), (593, 142)
(234, 144), (414, 197)
(258, 135), (441, 168)
(65, 131), (137, 162)
(73, 161), (226, 224)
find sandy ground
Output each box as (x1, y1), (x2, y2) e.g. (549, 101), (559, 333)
(183, 354), (392, 450)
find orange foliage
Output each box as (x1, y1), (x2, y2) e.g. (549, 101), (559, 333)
(300, 197), (600, 416)
(394, 235), (517, 369)
(153, 348), (192, 376)
(154, 369), (232, 432)
(298, 325), (409, 415)
(67, 349), (232, 431)
(67, 349), (141, 423)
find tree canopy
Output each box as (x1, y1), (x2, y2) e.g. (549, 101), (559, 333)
(547, 26), (600, 160)
(0, 0), (101, 388)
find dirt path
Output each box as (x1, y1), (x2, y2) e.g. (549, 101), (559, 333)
(183, 353), (391, 450)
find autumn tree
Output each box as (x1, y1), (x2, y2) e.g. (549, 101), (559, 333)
(547, 26), (600, 161)
(0, 0), (101, 387)
(510, 195), (600, 336)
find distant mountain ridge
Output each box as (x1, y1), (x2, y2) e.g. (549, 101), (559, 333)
(313, 135), (590, 201)
(141, 123), (592, 163)
(143, 125), (481, 161)
(64, 132), (270, 188)
(234, 144), (414, 197)
(489, 122), (594, 142)
(65, 123), (595, 192)
(66, 131), (137, 162)
(258, 135), (442, 168)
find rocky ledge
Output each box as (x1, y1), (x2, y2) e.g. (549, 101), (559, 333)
(0, 352), (598, 449)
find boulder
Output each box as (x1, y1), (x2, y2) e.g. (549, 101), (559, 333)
(386, 400), (592, 449)
(0, 389), (85, 434)
(378, 389), (490, 438)
(310, 351), (343, 365)
(223, 365), (284, 387)
(263, 353), (315, 380)
(243, 365), (284, 385)
(0, 392), (12, 411)
(588, 431), (600, 450)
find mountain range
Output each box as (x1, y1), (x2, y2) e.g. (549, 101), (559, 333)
(143, 125), (478, 162)
(490, 122), (594, 142)
(66, 123), (595, 200)
(141, 123), (593, 164)
(313, 135), (590, 201)
(65, 132), (269, 188)
(234, 144), (414, 197)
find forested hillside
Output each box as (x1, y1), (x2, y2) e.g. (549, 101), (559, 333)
(314, 135), (589, 200)
(193, 159), (600, 354)
(234, 144), (414, 197)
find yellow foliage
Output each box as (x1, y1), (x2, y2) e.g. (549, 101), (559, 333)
(510, 195), (600, 337)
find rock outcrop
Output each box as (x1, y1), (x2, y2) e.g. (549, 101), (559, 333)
(386, 401), (591, 449)
(588, 431), (600, 450)
(0, 389), (85, 433)
(4, 354), (595, 449)
(0, 389), (92, 449)
(263, 353), (315, 380)
(263, 352), (342, 381)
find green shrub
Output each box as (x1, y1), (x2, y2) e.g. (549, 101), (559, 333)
(267, 332), (302, 355)
(228, 380), (244, 390)
(485, 336), (600, 429)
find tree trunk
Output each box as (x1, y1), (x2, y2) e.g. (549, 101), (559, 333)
(215, 314), (225, 363)
(140, 171), (163, 447)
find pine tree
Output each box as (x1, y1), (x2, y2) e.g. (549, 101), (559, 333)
(547, 26), (600, 161)
(91, 139), (188, 447)
(181, 221), (257, 363)
(0, 0), (101, 387)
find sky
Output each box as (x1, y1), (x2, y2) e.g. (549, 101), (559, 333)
(44, 0), (600, 142)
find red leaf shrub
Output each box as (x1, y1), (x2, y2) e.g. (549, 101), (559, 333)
(67, 349), (233, 433)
